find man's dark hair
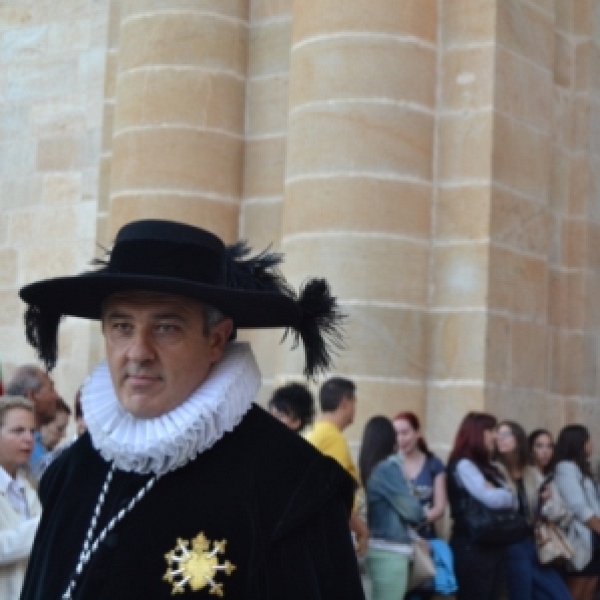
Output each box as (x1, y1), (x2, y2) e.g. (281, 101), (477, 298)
(268, 383), (315, 432)
(318, 377), (355, 412)
(359, 416), (396, 484)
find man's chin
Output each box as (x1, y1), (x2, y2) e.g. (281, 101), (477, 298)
(117, 394), (174, 419)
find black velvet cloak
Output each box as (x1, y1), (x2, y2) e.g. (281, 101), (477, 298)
(19, 406), (365, 599)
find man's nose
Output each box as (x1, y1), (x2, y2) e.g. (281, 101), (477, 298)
(126, 329), (156, 361)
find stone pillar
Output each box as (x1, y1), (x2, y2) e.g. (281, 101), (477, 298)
(281, 0), (437, 442)
(107, 0), (249, 242)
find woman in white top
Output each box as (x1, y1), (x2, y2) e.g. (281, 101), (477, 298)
(0, 396), (41, 600)
(553, 424), (600, 600)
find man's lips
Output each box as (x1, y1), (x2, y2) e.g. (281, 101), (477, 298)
(125, 374), (162, 386)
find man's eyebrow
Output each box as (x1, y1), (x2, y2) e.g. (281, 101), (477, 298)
(104, 310), (132, 320)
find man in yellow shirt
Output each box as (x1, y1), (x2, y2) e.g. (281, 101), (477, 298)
(306, 377), (368, 556)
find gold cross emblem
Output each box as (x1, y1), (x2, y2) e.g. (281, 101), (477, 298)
(164, 532), (236, 596)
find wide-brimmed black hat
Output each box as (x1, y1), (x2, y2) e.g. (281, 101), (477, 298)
(20, 219), (344, 377)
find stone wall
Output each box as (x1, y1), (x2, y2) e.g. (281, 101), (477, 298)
(1, 0), (600, 456)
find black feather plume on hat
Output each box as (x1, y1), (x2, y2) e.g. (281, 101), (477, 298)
(24, 305), (62, 371)
(290, 279), (346, 379)
(225, 241), (294, 295)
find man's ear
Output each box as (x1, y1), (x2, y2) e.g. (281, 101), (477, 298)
(209, 318), (235, 362)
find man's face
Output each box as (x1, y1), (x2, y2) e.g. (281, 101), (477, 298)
(102, 292), (232, 419)
(32, 370), (60, 424)
(40, 410), (69, 451)
(342, 394), (357, 428)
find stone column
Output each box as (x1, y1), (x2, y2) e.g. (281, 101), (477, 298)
(107, 0), (249, 242)
(281, 0), (437, 441)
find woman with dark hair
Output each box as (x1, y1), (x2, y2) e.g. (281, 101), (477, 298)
(446, 412), (516, 600)
(359, 416), (424, 600)
(393, 411), (447, 540)
(553, 425), (600, 600)
(495, 421), (572, 600)
(268, 382), (315, 433)
(528, 429), (554, 476)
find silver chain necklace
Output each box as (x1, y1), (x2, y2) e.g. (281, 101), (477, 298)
(62, 463), (158, 599)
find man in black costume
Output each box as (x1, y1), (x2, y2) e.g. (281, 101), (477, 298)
(18, 220), (365, 600)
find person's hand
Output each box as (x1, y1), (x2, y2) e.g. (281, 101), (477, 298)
(349, 511), (369, 558)
(539, 485), (551, 502)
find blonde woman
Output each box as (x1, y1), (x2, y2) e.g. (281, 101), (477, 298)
(0, 396), (41, 600)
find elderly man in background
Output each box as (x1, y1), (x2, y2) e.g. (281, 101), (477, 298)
(18, 219), (365, 600)
(5, 365), (59, 430)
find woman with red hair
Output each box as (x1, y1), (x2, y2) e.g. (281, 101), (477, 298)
(446, 412), (516, 600)
(393, 412), (447, 541)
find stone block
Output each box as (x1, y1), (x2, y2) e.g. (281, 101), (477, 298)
(284, 178), (431, 239)
(289, 38), (435, 109)
(109, 195), (239, 242)
(562, 333), (597, 397)
(1, 26), (47, 63)
(42, 173), (82, 204)
(345, 380), (426, 442)
(511, 320), (547, 389)
(436, 185), (490, 241)
(246, 74), (289, 136)
(241, 199), (283, 251)
(574, 0), (592, 35)
(554, 32), (574, 89)
(572, 95), (590, 153)
(248, 19), (291, 77)
(565, 270), (585, 330)
(438, 110), (492, 181)
(0, 248), (17, 286)
(111, 128), (244, 198)
(119, 14), (247, 75)
(239, 328), (286, 379)
(562, 219), (586, 269)
(36, 136), (84, 171)
(442, 0), (496, 48)
(549, 147), (569, 215)
(292, 0), (436, 44)
(0, 139), (35, 176)
(251, 0), (292, 21)
(0, 291), (22, 327)
(548, 269), (566, 328)
(428, 311), (486, 380)
(426, 385), (486, 449)
(282, 235), (429, 306)
(492, 112), (550, 200)
(555, 0), (574, 34)
(242, 135), (286, 198)
(488, 245), (547, 319)
(102, 102), (115, 152)
(486, 313), (510, 384)
(490, 186), (551, 255)
(431, 244), (489, 308)
(120, 0), (248, 21)
(441, 45), (494, 111)
(20, 240), (91, 281)
(47, 20), (90, 54)
(1, 177), (42, 210)
(497, 0), (553, 69)
(98, 156), (112, 212)
(287, 105), (433, 181)
(30, 101), (87, 137)
(104, 50), (118, 100)
(281, 304), (427, 380)
(115, 69), (245, 134)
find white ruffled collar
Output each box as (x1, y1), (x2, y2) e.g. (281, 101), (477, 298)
(81, 342), (261, 476)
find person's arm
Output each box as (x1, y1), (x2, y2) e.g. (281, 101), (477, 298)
(373, 460), (424, 524)
(349, 511), (368, 557)
(426, 471), (447, 524)
(456, 459), (514, 509)
(554, 461), (595, 523)
(0, 516), (40, 566)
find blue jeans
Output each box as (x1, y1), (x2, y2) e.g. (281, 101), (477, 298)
(507, 537), (572, 600)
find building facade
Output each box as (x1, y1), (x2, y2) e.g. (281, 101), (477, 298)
(1, 0), (600, 456)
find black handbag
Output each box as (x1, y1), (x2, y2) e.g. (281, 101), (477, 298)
(455, 472), (529, 545)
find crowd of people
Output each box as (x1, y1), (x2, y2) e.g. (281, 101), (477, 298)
(1, 219), (600, 600)
(268, 379), (600, 600)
